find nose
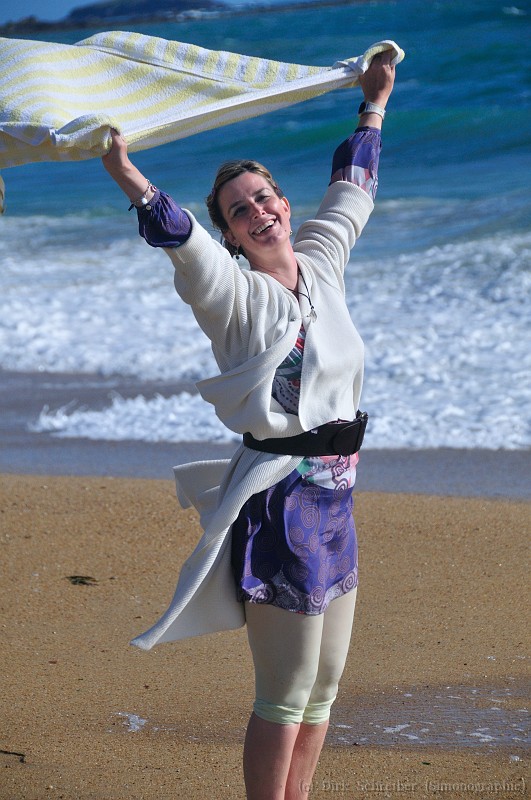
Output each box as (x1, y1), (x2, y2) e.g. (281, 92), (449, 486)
(249, 199), (265, 217)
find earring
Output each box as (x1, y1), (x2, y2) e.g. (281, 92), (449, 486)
(234, 246), (241, 260)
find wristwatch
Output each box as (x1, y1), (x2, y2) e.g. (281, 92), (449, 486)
(358, 101), (386, 119)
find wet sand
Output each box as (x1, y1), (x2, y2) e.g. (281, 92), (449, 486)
(1, 473), (528, 799)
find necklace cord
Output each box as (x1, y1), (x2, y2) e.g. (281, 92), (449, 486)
(298, 269), (316, 319)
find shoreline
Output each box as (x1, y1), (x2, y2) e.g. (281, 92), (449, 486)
(2, 442), (530, 500)
(0, 0), (362, 36)
(1, 370), (530, 499)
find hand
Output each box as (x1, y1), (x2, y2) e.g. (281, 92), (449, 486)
(101, 128), (130, 178)
(358, 49), (396, 108)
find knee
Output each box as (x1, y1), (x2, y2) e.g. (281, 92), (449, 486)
(253, 670), (342, 726)
(302, 696), (336, 725)
(253, 698), (306, 725)
(301, 665), (343, 725)
(253, 696), (336, 726)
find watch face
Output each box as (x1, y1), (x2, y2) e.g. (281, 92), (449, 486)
(358, 101), (366, 114)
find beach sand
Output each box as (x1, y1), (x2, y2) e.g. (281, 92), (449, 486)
(1, 473), (528, 799)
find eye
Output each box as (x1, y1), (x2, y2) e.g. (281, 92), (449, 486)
(231, 205), (245, 218)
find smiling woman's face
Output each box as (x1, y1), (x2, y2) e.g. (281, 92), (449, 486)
(218, 171), (291, 267)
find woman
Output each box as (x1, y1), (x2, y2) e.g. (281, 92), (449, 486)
(103, 50), (395, 800)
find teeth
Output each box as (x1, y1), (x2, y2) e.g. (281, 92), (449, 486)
(254, 220), (274, 235)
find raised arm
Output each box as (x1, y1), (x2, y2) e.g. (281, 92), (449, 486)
(101, 130), (156, 205)
(102, 130), (192, 247)
(330, 48), (396, 199)
(100, 130), (293, 367)
(293, 51), (396, 286)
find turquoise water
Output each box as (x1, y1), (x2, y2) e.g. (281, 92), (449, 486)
(1, 0), (530, 449)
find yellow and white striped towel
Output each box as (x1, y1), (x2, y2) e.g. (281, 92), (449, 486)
(0, 32), (404, 169)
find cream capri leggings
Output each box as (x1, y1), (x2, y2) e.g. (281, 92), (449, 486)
(244, 587), (357, 726)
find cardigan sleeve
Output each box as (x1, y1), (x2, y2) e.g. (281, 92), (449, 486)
(291, 127), (379, 291)
(162, 212), (299, 373)
(293, 181), (374, 292)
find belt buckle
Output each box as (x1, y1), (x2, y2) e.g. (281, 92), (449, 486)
(331, 412), (368, 456)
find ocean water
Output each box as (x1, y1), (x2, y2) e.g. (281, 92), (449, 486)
(1, 0), (530, 449)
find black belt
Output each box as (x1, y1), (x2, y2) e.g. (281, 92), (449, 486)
(243, 411), (368, 457)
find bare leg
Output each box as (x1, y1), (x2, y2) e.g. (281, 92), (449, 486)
(243, 712), (300, 800)
(285, 720), (329, 799)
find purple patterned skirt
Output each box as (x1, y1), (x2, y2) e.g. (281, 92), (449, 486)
(230, 467), (358, 615)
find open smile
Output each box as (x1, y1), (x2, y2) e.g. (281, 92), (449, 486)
(252, 219), (276, 236)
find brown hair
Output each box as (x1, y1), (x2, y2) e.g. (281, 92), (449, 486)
(205, 159), (284, 257)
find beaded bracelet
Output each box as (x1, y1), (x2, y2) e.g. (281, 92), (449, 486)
(128, 180), (156, 211)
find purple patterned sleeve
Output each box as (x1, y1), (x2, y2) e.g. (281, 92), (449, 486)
(135, 188), (192, 248)
(330, 126), (382, 200)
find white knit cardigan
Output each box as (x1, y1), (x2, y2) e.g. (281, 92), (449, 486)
(131, 180), (373, 649)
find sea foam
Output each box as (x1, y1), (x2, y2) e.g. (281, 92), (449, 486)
(2, 211), (530, 449)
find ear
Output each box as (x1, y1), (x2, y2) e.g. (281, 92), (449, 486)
(223, 228), (239, 247)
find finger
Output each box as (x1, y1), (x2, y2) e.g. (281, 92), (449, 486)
(103, 128), (121, 157)
(378, 49), (393, 66)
